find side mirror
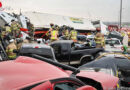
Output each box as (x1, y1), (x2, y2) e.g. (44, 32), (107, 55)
(13, 49), (19, 53)
(77, 85), (96, 90)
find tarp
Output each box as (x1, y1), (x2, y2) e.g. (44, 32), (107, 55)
(22, 12), (96, 31)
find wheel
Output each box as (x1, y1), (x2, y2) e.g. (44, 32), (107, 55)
(80, 57), (92, 65)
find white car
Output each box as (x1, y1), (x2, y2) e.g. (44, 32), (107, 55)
(105, 38), (123, 53)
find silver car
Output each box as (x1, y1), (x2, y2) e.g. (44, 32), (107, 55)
(105, 38), (123, 53)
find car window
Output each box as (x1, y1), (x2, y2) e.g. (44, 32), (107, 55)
(106, 40), (120, 44)
(52, 44), (61, 54)
(54, 82), (80, 90)
(19, 48), (54, 60)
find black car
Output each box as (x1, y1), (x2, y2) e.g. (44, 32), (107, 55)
(79, 53), (130, 88)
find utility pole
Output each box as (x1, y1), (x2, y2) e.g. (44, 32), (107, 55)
(119, 0), (122, 29)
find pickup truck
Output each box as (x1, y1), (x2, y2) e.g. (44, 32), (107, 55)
(50, 40), (104, 65)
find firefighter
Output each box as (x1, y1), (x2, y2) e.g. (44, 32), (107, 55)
(50, 25), (59, 42)
(102, 34), (105, 48)
(127, 32), (130, 53)
(121, 31), (125, 37)
(45, 23), (54, 40)
(64, 26), (70, 40)
(11, 19), (21, 38)
(70, 27), (77, 42)
(122, 32), (128, 54)
(128, 32), (130, 45)
(94, 30), (105, 48)
(1, 28), (6, 39)
(6, 39), (17, 59)
(4, 24), (11, 34)
(27, 21), (35, 39)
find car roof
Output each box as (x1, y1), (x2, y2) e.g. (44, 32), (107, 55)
(22, 43), (51, 49)
(0, 56), (69, 89)
(51, 40), (73, 45)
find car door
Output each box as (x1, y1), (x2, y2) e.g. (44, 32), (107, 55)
(70, 43), (82, 62)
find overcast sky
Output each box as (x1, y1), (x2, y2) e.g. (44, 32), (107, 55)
(1, 0), (130, 22)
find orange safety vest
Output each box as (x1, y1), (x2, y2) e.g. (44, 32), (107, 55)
(51, 30), (58, 40)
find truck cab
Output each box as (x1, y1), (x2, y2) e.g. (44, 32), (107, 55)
(50, 40), (104, 65)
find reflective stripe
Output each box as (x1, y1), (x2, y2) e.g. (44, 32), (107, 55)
(6, 26), (11, 32)
(6, 48), (16, 59)
(8, 55), (16, 59)
(96, 41), (102, 44)
(6, 49), (13, 52)
(51, 30), (58, 39)
(95, 37), (102, 40)
(95, 37), (103, 46)
(71, 31), (77, 40)
(117, 84), (120, 88)
(11, 23), (20, 31)
(116, 70), (120, 88)
(116, 70), (118, 77)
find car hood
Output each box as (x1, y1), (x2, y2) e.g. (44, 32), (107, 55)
(77, 71), (119, 89)
(0, 56), (69, 89)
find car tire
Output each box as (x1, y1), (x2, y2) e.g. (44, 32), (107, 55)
(80, 57), (92, 65)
